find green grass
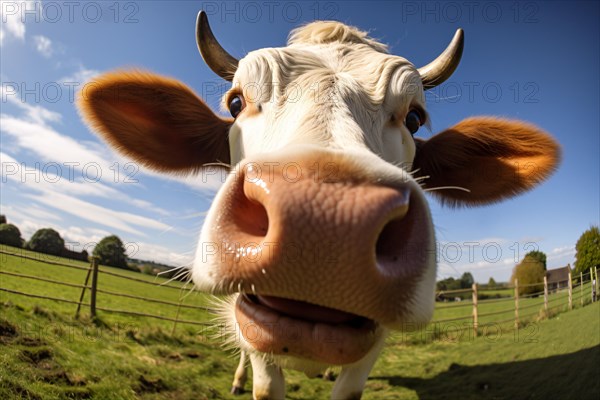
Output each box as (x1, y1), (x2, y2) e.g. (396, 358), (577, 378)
(0, 245), (214, 333)
(1, 246), (599, 399)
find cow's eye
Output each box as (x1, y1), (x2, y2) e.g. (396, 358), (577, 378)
(405, 110), (422, 135)
(228, 95), (246, 118)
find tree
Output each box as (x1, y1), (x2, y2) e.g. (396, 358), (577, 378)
(27, 228), (65, 256)
(437, 277), (461, 291)
(487, 277), (497, 289)
(573, 226), (600, 277)
(525, 250), (547, 270)
(93, 235), (129, 269)
(0, 224), (23, 248)
(460, 272), (474, 289)
(511, 255), (545, 296)
(0, 215), (6, 224)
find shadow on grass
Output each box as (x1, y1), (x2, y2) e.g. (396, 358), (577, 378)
(371, 345), (599, 400)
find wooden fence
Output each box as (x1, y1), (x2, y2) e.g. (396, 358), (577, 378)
(0, 249), (215, 332)
(1, 248), (598, 338)
(426, 267), (598, 339)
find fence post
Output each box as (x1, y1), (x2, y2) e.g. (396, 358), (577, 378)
(75, 259), (94, 318)
(514, 279), (519, 330)
(472, 283), (478, 337)
(568, 272), (573, 310)
(90, 257), (99, 319)
(592, 267), (599, 301)
(543, 275), (548, 314)
(171, 299), (183, 336)
(580, 272), (584, 306)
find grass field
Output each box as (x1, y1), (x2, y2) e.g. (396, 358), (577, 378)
(0, 245), (214, 333)
(1, 247), (599, 399)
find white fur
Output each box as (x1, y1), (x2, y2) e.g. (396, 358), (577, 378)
(192, 21), (438, 399)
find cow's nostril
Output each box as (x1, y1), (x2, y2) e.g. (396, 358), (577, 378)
(231, 184), (269, 239)
(376, 217), (404, 263)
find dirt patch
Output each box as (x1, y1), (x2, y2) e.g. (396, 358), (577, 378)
(15, 336), (47, 347)
(183, 350), (205, 359)
(137, 375), (168, 393)
(32, 306), (54, 319)
(19, 348), (53, 364)
(0, 318), (18, 343)
(40, 368), (71, 385)
(18, 348), (86, 387)
(166, 352), (183, 361)
(39, 363), (85, 387)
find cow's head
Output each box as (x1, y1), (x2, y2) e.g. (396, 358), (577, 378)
(78, 13), (560, 366)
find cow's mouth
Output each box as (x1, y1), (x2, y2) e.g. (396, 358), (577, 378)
(234, 294), (379, 365)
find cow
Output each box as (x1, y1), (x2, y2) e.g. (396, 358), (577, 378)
(78, 11), (560, 400)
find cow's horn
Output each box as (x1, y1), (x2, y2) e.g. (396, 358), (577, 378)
(196, 11), (239, 81)
(418, 29), (464, 89)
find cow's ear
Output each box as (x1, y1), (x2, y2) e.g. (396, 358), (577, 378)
(78, 70), (231, 174)
(413, 117), (561, 207)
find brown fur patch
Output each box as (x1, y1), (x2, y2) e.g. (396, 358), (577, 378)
(77, 70), (232, 174)
(413, 117), (561, 207)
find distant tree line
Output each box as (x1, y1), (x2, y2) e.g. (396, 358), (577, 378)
(0, 214), (183, 277)
(0, 217), (89, 262)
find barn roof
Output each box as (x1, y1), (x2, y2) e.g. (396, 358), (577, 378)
(545, 265), (571, 284)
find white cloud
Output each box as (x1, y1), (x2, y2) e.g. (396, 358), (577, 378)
(1, 86), (224, 196)
(548, 246), (576, 263)
(131, 241), (194, 267)
(24, 191), (167, 236)
(1, 85), (62, 126)
(2, 204), (192, 265)
(2, 152), (173, 236)
(60, 65), (100, 85)
(1, 203), (61, 223)
(0, 204), (62, 239)
(0, 83), (221, 262)
(0, 1), (40, 45)
(33, 34), (52, 57)
(60, 225), (112, 251)
(1, 2), (26, 43)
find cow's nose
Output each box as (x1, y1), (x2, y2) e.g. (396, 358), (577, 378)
(217, 155), (419, 275)
(209, 153), (432, 323)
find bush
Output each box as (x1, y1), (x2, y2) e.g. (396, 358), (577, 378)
(0, 224), (23, 248)
(573, 226), (600, 277)
(60, 247), (89, 262)
(511, 255), (545, 296)
(27, 228), (65, 256)
(93, 235), (128, 269)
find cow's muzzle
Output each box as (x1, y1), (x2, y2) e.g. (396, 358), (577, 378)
(195, 149), (436, 362)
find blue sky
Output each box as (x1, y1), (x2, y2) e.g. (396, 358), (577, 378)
(1, 1), (598, 283)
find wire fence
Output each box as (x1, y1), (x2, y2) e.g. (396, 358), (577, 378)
(0, 248), (216, 332)
(1, 248), (598, 339)
(425, 268), (598, 340)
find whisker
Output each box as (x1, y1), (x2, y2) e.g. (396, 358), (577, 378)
(204, 162), (233, 169)
(424, 186), (471, 193)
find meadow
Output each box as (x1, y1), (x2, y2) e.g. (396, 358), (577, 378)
(1, 246), (598, 399)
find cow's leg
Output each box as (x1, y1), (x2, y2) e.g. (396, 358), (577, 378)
(330, 335), (387, 400)
(249, 353), (285, 400)
(231, 350), (248, 395)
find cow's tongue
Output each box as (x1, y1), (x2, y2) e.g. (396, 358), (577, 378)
(256, 295), (357, 324)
